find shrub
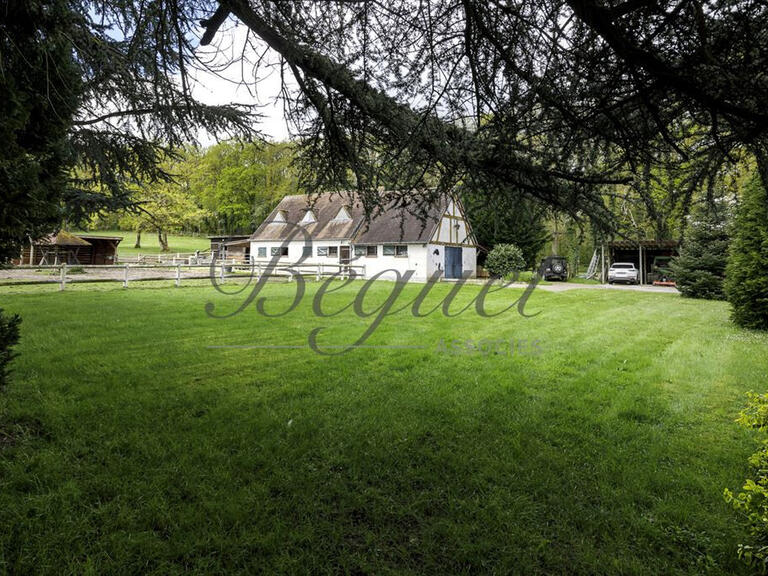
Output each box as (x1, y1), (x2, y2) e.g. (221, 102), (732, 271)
(0, 308), (21, 391)
(725, 392), (768, 571)
(485, 243), (525, 278)
(725, 172), (768, 329)
(671, 202), (730, 299)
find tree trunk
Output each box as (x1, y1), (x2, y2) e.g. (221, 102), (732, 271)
(158, 229), (169, 252)
(134, 229), (141, 249)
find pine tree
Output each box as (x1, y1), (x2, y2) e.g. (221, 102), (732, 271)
(461, 190), (549, 269)
(725, 173), (768, 330)
(670, 203), (730, 299)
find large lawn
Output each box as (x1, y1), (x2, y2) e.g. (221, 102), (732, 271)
(1, 280), (766, 574)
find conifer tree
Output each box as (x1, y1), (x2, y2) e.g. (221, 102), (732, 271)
(671, 203), (730, 300)
(725, 174), (768, 329)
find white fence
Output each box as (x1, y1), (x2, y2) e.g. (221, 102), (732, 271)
(117, 250), (217, 265)
(4, 261), (367, 290)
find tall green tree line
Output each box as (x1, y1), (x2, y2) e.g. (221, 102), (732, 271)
(91, 141), (300, 245)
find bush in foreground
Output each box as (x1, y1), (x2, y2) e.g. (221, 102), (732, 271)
(0, 309), (21, 390)
(484, 243), (525, 278)
(671, 202), (730, 300)
(725, 392), (768, 572)
(725, 173), (768, 329)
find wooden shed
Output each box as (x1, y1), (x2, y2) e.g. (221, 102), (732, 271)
(76, 235), (122, 264)
(209, 235), (250, 259)
(223, 238), (251, 263)
(17, 232), (123, 265)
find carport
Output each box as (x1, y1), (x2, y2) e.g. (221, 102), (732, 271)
(602, 240), (679, 285)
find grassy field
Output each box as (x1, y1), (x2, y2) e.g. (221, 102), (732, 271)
(72, 229), (211, 257)
(1, 280), (766, 574)
(513, 270), (600, 285)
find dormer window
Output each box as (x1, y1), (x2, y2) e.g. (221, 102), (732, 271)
(300, 210), (317, 224)
(273, 210), (287, 222)
(333, 206), (352, 222)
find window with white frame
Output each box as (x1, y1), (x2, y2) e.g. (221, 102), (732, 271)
(257, 247), (266, 258)
(271, 246), (289, 257)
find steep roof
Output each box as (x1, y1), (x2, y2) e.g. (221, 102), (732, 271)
(250, 193), (447, 244)
(352, 200), (446, 244)
(36, 231), (92, 247)
(251, 194), (364, 241)
(77, 235), (123, 243)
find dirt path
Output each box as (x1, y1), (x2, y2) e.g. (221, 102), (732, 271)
(0, 267), (679, 294)
(511, 281), (679, 294)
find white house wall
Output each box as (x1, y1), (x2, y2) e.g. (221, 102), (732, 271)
(428, 243), (477, 278)
(428, 243), (443, 276)
(432, 198), (475, 246)
(352, 244), (429, 281)
(462, 246), (477, 276)
(250, 239), (348, 265)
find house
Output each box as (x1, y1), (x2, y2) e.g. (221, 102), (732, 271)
(15, 231), (123, 265)
(249, 193), (478, 281)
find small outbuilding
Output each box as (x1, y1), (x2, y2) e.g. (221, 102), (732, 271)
(222, 238), (251, 263)
(209, 235), (251, 260)
(16, 232), (123, 265)
(605, 240), (679, 284)
(76, 235), (123, 265)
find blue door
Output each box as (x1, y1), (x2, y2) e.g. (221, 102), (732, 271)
(444, 247), (463, 278)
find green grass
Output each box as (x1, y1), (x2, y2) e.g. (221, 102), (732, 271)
(72, 229), (211, 257)
(512, 270), (599, 284)
(1, 280), (766, 574)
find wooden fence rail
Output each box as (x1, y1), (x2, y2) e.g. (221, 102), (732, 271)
(7, 262), (366, 290)
(117, 250), (215, 265)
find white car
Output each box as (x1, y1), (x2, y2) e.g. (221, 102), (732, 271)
(608, 262), (639, 284)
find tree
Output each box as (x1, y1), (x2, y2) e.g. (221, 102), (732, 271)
(1, 0), (256, 384)
(191, 141), (299, 234)
(484, 244), (526, 278)
(188, 0), (768, 232)
(0, 0), (79, 264)
(1, 1), (257, 261)
(671, 203), (730, 300)
(461, 189), (549, 269)
(118, 151), (207, 250)
(725, 173), (768, 330)
(0, 0), (79, 386)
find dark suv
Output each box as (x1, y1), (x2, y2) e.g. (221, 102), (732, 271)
(539, 256), (568, 281)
